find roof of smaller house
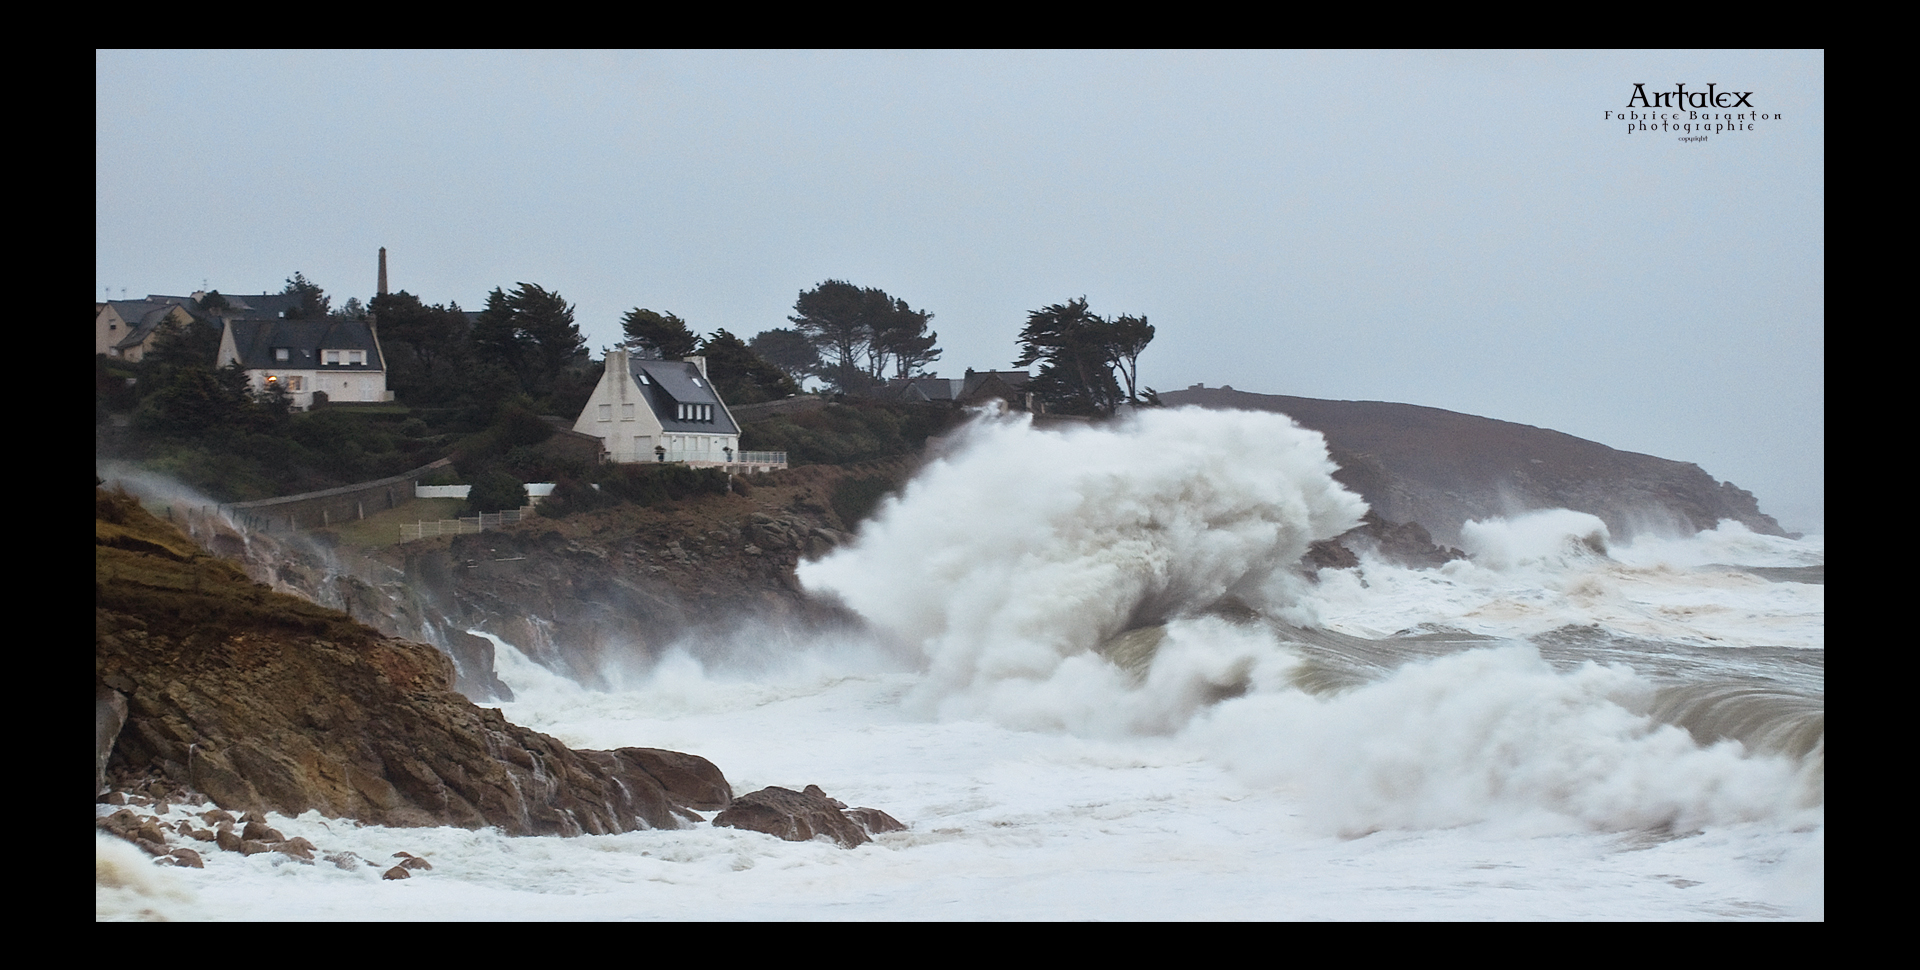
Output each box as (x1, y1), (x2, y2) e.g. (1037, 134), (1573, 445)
(213, 292), (309, 319)
(879, 376), (964, 403)
(104, 300), (203, 351)
(960, 369), (1032, 399)
(143, 295), (219, 323)
(630, 358), (741, 435)
(226, 318), (384, 372)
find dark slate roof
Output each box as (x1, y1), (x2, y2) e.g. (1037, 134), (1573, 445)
(226, 318), (385, 371)
(143, 295), (218, 324)
(629, 358), (741, 435)
(960, 369), (1032, 399)
(879, 376), (963, 403)
(216, 292), (309, 319)
(106, 300), (203, 351)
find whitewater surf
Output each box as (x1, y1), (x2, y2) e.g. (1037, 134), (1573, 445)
(99, 408), (1823, 920)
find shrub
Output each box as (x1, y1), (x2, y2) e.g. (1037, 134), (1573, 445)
(465, 470), (527, 515)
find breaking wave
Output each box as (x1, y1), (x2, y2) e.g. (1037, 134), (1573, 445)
(798, 407), (1822, 833)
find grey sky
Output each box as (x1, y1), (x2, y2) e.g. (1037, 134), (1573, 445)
(96, 50), (1824, 531)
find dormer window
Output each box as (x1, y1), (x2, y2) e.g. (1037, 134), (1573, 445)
(325, 350), (341, 365)
(275, 348), (290, 362)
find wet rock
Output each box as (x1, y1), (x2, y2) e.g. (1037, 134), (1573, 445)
(712, 785), (879, 848)
(97, 489), (727, 838)
(96, 683), (127, 798)
(844, 806), (908, 837)
(382, 865), (411, 880)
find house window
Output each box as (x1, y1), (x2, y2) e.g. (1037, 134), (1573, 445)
(348, 350), (366, 365)
(287, 376), (304, 392)
(621, 403), (636, 421)
(275, 348), (290, 362)
(325, 350), (341, 365)
(598, 405), (612, 422)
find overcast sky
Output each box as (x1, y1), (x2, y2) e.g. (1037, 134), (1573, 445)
(96, 50), (1823, 532)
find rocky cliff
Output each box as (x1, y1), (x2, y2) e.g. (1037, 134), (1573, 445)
(188, 463), (900, 695)
(96, 486), (730, 835)
(1157, 387), (1784, 543)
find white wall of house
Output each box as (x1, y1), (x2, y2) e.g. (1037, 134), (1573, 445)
(242, 367), (389, 410)
(573, 350), (743, 464)
(574, 350), (666, 462)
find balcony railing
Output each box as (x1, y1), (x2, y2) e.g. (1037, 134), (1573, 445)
(653, 450), (787, 467)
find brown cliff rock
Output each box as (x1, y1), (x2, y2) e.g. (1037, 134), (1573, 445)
(95, 487), (728, 837)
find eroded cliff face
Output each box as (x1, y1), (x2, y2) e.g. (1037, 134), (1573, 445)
(198, 465), (893, 694)
(96, 487), (729, 835)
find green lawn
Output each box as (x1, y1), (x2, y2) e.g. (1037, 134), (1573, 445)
(319, 497), (469, 549)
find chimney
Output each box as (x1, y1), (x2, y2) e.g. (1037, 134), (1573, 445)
(684, 355), (708, 379)
(377, 247), (389, 297)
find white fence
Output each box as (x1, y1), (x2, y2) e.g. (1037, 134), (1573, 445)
(399, 506), (535, 541)
(414, 484), (558, 500)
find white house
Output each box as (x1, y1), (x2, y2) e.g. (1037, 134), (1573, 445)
(573, 349), (785, 471)
(217, 316), (390, 410)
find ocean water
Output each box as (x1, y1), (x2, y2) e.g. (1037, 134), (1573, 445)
(98, 409), (1823, 920)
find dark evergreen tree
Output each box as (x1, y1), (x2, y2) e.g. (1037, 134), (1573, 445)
(1013, 297), (1154, 417)
(621, 308), (699, 360)
(468, 283), (583, 397)
(789, 281), (940, 392)
(748, 328), (824, 385)
(281, 272), (330, 318)
(471, 288), (530, 387)
(698, 329), (799, 405)
(509, 283), (585, 393)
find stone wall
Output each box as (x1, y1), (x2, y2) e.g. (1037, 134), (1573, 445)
(221, 459), (451, 533)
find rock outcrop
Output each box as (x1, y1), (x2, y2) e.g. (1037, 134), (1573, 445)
(1306, 510), (1468, 570)
(713, 784), (906, 848)
(96, 486), (728, 836)
(1159, 387), (1785, 543)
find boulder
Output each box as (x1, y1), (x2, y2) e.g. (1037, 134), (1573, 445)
(712, 785), (894, 848)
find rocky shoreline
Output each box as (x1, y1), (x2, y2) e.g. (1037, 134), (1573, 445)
(98, 484), (911, 881)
